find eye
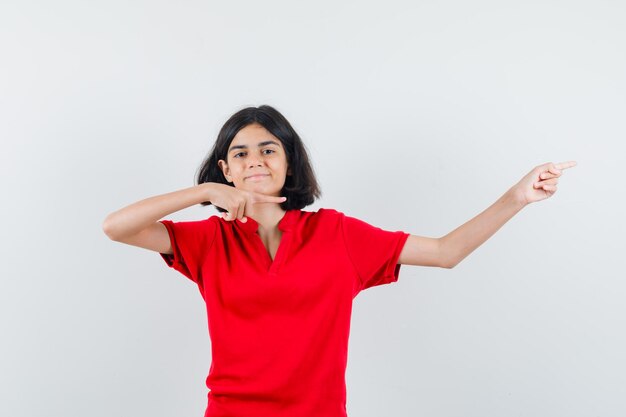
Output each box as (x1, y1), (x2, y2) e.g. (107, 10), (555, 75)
(233, 149), (274, 158)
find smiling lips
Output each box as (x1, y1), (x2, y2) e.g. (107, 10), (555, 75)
(245, 174), (269, 180)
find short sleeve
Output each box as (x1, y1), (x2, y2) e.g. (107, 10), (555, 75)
(158, 218), (217, 286)
(341, 213), (410, 291)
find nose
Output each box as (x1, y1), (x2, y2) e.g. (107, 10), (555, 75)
(247, 156), (264, 168)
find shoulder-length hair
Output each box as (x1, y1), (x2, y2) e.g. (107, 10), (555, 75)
(196, 105), (321, 213)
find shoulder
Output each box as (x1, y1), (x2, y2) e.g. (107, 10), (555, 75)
(297, 208), (349, 233)
(160, 215), (219, 227)
(160, 215), (221, 237)
(302, 207), (346, 223)
(195, 215), (223, 228)
(310, 207), (345, 219)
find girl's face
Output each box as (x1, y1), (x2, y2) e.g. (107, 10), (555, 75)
(218, 123), (291, 197)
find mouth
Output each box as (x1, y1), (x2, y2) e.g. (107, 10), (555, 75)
(245, 174), (270, 180)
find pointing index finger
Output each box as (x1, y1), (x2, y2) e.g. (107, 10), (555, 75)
(555, 161), (577, 170)
(251, 194), (287, 204)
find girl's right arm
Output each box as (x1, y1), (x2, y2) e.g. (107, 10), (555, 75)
(102, 183), (215, 255)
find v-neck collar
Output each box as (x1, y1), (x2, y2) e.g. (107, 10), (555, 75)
(235, 209), (299, 234)
(232, 209), (301, 276)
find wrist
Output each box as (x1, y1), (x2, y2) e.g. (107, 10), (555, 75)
(505, 187), (528, 210)
(199, 182), (217, 204)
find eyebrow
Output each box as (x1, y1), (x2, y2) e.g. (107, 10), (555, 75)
(228, 140), (280, 153)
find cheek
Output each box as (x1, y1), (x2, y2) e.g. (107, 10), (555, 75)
(272, 157), (285, 165)
(274, 163), (288, 173)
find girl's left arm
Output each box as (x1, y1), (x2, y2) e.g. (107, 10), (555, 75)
(399, 161), (577, 269)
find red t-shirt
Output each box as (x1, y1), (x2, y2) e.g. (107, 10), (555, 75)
(159, 208), (410, 417)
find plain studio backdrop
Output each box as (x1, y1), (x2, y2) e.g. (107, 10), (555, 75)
(1, 1), (624, 416)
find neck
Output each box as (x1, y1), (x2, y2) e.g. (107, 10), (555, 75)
(246, 204), (287, 234)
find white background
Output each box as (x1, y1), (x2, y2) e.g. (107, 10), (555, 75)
(1, 1), (624, 416)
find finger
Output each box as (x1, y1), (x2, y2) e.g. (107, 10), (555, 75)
(231, 202), (241, 222)
(534, 178), (559, 188)
(540, 161), (576, 177)
(239, 198), (250, 222)
(547, 164), (562, 176)
(555, 161), (577, 170)
(227, 207), (238, 222)
(252, 194), (287, 204)
(539, 171), (559, 179)
(237, 200), (245, 221)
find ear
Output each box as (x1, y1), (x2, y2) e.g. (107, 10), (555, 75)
(218, 159), (232, 183)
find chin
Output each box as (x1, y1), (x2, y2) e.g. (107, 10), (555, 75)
(246, 184), (276, 195)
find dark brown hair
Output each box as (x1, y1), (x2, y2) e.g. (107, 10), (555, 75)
(196, 105), (321, 213)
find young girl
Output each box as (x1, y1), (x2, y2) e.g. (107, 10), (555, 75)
(102, 105), (576, 417)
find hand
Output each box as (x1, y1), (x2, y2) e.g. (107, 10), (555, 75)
(205, 183), (287, 223)
(511, 161), (577, 206)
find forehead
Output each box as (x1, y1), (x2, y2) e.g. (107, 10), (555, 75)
(229, 123), (282, 148)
